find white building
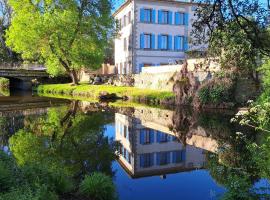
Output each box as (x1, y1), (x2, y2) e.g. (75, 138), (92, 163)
(113, 0), (200, 74)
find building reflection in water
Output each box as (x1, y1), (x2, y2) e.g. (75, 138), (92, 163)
(115, 113), (207, 179)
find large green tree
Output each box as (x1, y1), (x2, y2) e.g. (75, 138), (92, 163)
(192, 0), (270, 74)
(6, 0), (115, 85)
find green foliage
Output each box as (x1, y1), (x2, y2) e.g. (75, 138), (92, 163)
(0, 77), (9, 89)
(2, 102), (118, 199)
(198, 76), (235, 105)
(6, 0), (115, 83)
(79, 172), (116, 200)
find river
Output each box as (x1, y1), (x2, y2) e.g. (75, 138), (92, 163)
(0, 92), (269, 200)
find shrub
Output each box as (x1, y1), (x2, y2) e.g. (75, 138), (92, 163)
(0, 77), (9, 89)
(197, 76), (235, 105)
(79, 172), (116, 200)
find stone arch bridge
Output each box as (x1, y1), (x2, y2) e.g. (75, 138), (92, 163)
(0, 66), (49, 90)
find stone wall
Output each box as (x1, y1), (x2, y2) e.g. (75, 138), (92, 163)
(134, 59), (219, 91)
(134, 70), (212, 91)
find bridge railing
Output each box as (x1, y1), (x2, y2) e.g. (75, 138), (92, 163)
(0, 63), (46, 71)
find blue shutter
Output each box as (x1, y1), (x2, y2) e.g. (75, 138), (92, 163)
(168, 35), (172, 50)
(167, 152), (171, 164)
(158, 35), (162, 49)
(140, 155), (144, 167)
(139, 63), (143, 72)
(174, 36), (178, 50)
(150, 153), (154, 166)
(184, 36), (188, 51)
(184, 13), (189, 26)
(168, 11), (173, 24)
(151, 34), (155, 49)
(150, 129), (154, 143)
(140, 129), (145, 144)
(175, 12), (180, 25)
(140, 8), (144, 22)
(156, 153), (160, 165)
(158, 10), (162, 24)
(180, 13), (184, 25)
(172, 151), (176, 163)
(140, 33), (144, 49)
(181, 150), (186, 161)
(157, 131), (161, 142)
(151, 9), (156, 23)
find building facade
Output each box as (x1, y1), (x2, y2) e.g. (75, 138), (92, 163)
(113, 0), (199, 74)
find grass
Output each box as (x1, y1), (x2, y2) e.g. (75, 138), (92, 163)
(37, 83), (175, 105)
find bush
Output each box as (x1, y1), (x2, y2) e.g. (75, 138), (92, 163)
(79, 172), (116, 200)
(197, 76), (235, 105)
(0, 77), (9, 89)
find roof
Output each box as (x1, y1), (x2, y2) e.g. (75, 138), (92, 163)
(113, 0), (200, 17)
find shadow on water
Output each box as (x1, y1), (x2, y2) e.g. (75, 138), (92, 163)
(0, 97), (269, 199)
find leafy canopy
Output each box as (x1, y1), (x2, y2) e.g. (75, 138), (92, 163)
(6, 0), (115, 82)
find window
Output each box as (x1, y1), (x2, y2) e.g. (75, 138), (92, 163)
(156, 152), (170, 166)
(128, 11), (131, 24)
(172, 150), (186, 163)
(157, 131), (169, 143)
(161, 11), (168, 24)
(143, 63), (152, 67)
(123, 15), (127, 27)
(140, 33), (155, 49)
(140, 153), (154, 168)
(175, 12), (185, 25)
(140, 129), (154, 144)
(124, 38), (127, 51)
(141, 9), (152, 23)
(144, 34), (151, 49)
(174, 36), (184, 51)
(161, 35), (168, 50)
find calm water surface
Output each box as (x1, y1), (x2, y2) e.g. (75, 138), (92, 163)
(0, 92), (269, 200)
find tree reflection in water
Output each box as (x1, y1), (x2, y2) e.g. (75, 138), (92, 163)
(1, 101), (118, 199)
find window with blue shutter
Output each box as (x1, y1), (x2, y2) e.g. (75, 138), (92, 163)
(175, 12), (185, 25)
(160, 35), (168, 50)
(174, 35), (184, 51)
(139, 63), (143, 72)
(172, 150), (183, 163)
(175, 12), (180, 25)
(151, 9), (156, 23)
(140, 8), (144, 22)
(150, 129), (155, 143)
(151, 34), (155, 49)
(140, 33), (144, 49)
(184, 36), (188, 51)
(158, 10), (162, 24)
(181, 149), (186, 161)
(168, 11), (172, 24)
(168, 35), (172, 50)
(156, 152), (160, 165)
(158, 35), (162, 49)
(140, 129), (145, 144)
(184, 13), (189, 26)
(140, 153), (154, 168)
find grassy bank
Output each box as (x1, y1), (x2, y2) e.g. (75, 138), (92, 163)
(37, 83), (175, 105)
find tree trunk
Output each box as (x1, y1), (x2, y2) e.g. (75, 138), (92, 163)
(70, 70), (79, 85)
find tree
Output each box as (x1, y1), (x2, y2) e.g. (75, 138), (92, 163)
(6, 0), (115, 85)
(192, 0), (270, 73)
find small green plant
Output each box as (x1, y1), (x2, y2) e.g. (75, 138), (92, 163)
(79, 172), (117, 200)
(0, 77), (9, 89)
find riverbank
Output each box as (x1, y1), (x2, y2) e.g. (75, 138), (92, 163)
(37, 84), (175, 105)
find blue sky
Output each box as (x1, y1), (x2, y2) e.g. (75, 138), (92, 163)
(113, 0), (268, 11)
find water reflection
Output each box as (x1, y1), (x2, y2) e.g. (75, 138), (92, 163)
(0, 98), (269, 199)
(115, 112), (206, 178)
